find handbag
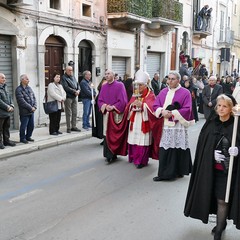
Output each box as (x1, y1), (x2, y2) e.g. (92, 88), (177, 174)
(43, 94), (58, 114)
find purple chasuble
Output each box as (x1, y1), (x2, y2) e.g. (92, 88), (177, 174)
(98, 80), (128, 113)
(153, 86), (193, 121)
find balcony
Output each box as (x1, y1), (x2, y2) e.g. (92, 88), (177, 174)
(7, 0), (33, 6)
(107, 0), (152, 28)
(193, 13), (212, 39)
(150, 0), (183, 29)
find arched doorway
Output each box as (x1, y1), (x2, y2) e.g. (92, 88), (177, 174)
(78, 40), (92, 82)
(45, 35), (65, 89)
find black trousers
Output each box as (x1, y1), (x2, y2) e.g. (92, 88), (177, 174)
(49, 110), (62, 134)
(0, 117), (10, 144)
(103, 136), (115, 159)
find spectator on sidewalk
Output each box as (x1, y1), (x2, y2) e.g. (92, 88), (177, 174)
(61, 66), (81, 133)
(80, 70), (96, 131)
(47, 73), (66, 135)
(15, 74), (37, 144)
(0, 73), (16, 149)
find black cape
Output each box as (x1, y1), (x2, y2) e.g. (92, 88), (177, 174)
(184, 114), (240, 229)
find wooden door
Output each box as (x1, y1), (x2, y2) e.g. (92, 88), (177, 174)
(45, 45), (64, 88)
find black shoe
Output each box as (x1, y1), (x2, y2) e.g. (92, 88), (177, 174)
(212, 221), (227, 234)
(71, 127), (81, 132)
(153, 176), (163, 182)
(0, 143), (5, 149)
(4, 141), (16, 147)
(26, 138), (34, 142)
(67, 129), (71, 133)
(105, 158), (112, 163)
(136, 164), (144, 169)
(20, 139), (28, 144)
(57, 131), (63, 134)
(177, 174), (184, 178)
(50, 132), (58, 135)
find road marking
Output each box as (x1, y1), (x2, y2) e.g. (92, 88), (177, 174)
(9, 189), (42, 203)
(70, 168), (96, 178)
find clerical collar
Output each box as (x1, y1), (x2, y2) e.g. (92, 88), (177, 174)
(108, 80), (115, 84)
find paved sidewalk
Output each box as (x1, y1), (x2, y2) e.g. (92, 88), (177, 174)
(0, 121), (92, 160)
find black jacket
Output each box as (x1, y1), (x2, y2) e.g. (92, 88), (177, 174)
(151, 79), (160, 96)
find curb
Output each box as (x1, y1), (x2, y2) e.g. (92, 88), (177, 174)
(0, 131), (92, 160)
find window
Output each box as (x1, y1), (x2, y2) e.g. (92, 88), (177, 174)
(219, 11), (224, 41)
(50, 0), (60, 10)
(234, 4), (237, 15)
(82, 4), (91, 17)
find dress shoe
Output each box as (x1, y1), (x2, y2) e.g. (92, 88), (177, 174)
(50, 132), (58, 135)
(67, 129), (71, 133)
(153, 176), (164, 182)
(212, 221), (227, 234)
(105, 158), (112, 163)
(0, 143), (5, 149)
(4, 141), (16, 147)
(26, 138), (34, 142)
(20, 139), (28, 144)
(57, 131), (63, 134)
(136, 164), (144, 169)
(71, 127), (81, 132)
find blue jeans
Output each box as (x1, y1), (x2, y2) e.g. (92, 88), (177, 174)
(82, 98), (92, 128)
(19, 114), (34, 141)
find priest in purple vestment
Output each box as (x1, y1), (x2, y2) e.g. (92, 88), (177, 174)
(152, 71), (195, 181)
(98, 69), (128, 163)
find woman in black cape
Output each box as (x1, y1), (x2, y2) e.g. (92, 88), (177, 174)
(184, 94), (240, 240)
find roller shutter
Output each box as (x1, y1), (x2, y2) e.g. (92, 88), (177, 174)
(147, 52), (161, 79)
(0, 35), (14, 127)
(112, 57), (126, 80)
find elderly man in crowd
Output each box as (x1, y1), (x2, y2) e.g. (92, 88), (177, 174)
(202, 75), (223, 119)
(0, 73), (16, 149)
(61, 66), (81, 133)
(15, 74), (37, 144)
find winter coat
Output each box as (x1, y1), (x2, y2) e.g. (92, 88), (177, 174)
(0, 84), (14, 118)
(15, 84), (37, 116)
(47, 82), (66, 110)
